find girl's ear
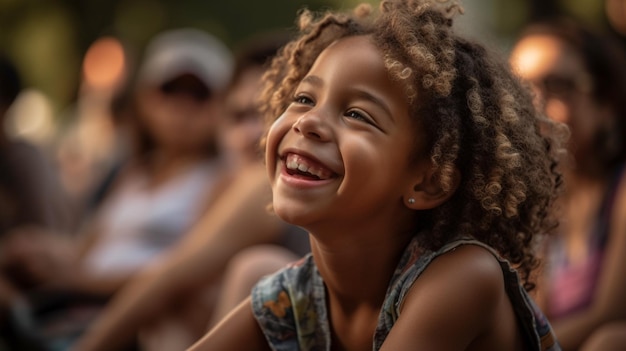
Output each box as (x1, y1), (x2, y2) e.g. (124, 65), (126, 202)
(403, 160), (460, 210)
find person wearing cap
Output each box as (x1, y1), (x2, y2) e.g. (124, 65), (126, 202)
(0, 28), (234, 350)
(70, 32), (311, 351)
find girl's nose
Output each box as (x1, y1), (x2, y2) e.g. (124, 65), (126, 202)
(292, 111), (330, 141)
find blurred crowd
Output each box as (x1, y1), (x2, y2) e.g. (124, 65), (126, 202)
(1, 25), (308, 351)
(0, 3), (625, 351)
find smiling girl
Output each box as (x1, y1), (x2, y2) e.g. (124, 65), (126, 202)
(189, 0), (565, 350)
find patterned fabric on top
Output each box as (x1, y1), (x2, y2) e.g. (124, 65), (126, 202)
(252, 235), (561, 351)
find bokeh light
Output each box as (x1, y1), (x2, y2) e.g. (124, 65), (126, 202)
(82, 37), (127, 90)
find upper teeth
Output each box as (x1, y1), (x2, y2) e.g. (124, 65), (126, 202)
(285, 154), (333, 179)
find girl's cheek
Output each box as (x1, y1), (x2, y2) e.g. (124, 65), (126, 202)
(265, 116), (288, 164)
(268, 113), (291, 142)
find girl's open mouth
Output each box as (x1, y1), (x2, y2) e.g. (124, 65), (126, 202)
(284, 153), (335, 180)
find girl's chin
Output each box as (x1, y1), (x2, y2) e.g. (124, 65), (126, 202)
(272, 203), (313, 228)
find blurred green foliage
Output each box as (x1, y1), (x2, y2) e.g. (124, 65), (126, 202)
(0, 0), (613, 116)
(0, 0), (350, 114)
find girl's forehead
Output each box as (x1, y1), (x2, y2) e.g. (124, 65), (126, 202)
(301, 34), (414, 128)
(310, 35), (381, 71)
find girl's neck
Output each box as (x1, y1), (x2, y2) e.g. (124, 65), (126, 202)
(310, 228), (413, 308)
(310, 228), (412, 351)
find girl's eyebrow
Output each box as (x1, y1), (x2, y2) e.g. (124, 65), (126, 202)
(300, 75), (323, 87)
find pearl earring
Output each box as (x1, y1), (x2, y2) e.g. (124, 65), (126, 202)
(408, 198), (415, 204)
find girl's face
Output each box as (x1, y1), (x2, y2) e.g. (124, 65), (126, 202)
(265, 35), (426, 233)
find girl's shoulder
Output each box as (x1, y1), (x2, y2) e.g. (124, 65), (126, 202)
(384, 240), (509, 327)
(386, 237), (506, 301)
(377, 238), (560, 351)
(404, 243), (513, 319)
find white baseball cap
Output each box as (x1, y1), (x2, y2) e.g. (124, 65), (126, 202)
(137, 28), (234, 92)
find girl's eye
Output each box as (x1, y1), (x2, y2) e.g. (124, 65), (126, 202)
(345, 110), (371, 124)
(293, 95), (314, 105)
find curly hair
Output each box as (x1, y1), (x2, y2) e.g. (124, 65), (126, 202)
(259, 0), (565, 290)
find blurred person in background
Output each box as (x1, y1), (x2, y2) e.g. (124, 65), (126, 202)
(72, 32), (310, 351)
(0, 53), (72, 245)
(54, 35), (131, 228)
(510, 18), (626, 351)
(0, 53), (73, 349)
(0, 28), (234, 350)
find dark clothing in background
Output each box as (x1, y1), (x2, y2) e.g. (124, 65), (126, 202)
(0, 140), (70, 236)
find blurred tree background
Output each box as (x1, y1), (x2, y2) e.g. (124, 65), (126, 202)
(0, 0), (623, 124)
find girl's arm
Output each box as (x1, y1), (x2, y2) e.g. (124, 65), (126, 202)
(380, 245), (511, 351)
(550, 172), (626, 351)
(72, 164), (285, 351)
(187, 297), (271, 351)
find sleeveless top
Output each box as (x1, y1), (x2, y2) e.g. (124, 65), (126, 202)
(252, 236), (561, 351)
(546, 165), (625, 319)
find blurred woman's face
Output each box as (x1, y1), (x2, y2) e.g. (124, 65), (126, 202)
(218, 67), (265, 168)
(136, 74), (222, 154)
(509, 34), (607, 160)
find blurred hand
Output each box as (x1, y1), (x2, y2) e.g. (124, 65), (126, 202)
(0, 226), (78, 290)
